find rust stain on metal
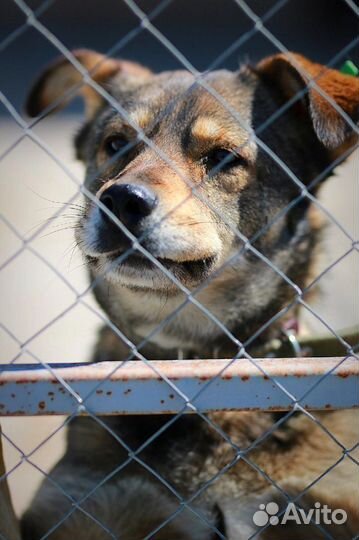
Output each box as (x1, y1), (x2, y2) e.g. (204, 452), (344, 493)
(0, 357), (357, 416)
(1, 357), (357, 384)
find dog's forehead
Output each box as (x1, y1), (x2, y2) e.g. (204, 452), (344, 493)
(109, 68), (254, 128)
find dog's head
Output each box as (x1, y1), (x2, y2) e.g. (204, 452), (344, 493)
(26, 51), (358, 298)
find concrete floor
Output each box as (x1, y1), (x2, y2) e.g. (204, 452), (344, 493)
(0, 116), (358, 517)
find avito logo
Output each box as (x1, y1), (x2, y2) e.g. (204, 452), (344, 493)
(253, 501), (347, 527)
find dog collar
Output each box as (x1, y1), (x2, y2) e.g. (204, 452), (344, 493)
(178, 324), (358, 360)
(264, 325), (358, 358)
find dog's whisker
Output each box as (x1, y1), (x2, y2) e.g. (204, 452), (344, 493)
(25, 214), (83, 237)
(68, 261), (89, 273)
(38, 225), (82, 240)
(25, 188), (86, 210)
(68, 248), (83, 272)
(175, 220), (220, 226)
(42, 215), (83, 222)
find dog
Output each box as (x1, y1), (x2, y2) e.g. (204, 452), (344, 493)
(13, 49), (359, 538)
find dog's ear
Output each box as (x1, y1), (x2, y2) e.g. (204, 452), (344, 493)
(25, 49), (152, 118)
(256, 53), (359, 154)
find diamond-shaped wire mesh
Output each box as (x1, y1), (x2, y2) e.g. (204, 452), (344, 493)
(0, 1), (358, 539)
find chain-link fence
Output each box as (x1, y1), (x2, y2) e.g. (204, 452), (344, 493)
(0, 0), (358, 539)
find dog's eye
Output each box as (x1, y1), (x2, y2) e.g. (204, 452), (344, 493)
(104, 136), (129, 157)
(203, 148), (247, 174)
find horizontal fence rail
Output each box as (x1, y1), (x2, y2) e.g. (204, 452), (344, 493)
(1, 357), (358, 415)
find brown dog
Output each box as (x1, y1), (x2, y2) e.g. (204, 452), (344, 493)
(15, 50), (359, 538)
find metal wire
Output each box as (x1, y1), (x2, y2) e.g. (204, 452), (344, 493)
(0, 0), (358, 539)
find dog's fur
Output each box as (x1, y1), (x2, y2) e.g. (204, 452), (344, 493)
(8, 50), (359, 538)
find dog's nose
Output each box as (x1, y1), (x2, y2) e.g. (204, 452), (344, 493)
(99, 184), (158, 232)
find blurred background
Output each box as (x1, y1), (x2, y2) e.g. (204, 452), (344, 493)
(0, 0), (358, 517)
(1, 0), (359, 109)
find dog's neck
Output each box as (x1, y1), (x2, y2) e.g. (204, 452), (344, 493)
(92, 259), (297, 360)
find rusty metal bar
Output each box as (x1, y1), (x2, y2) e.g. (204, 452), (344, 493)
(0, 357), (357, 416)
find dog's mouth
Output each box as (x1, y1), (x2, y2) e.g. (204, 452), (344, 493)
(79, 207), (220, 287)
(87, 249), (216, 283)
